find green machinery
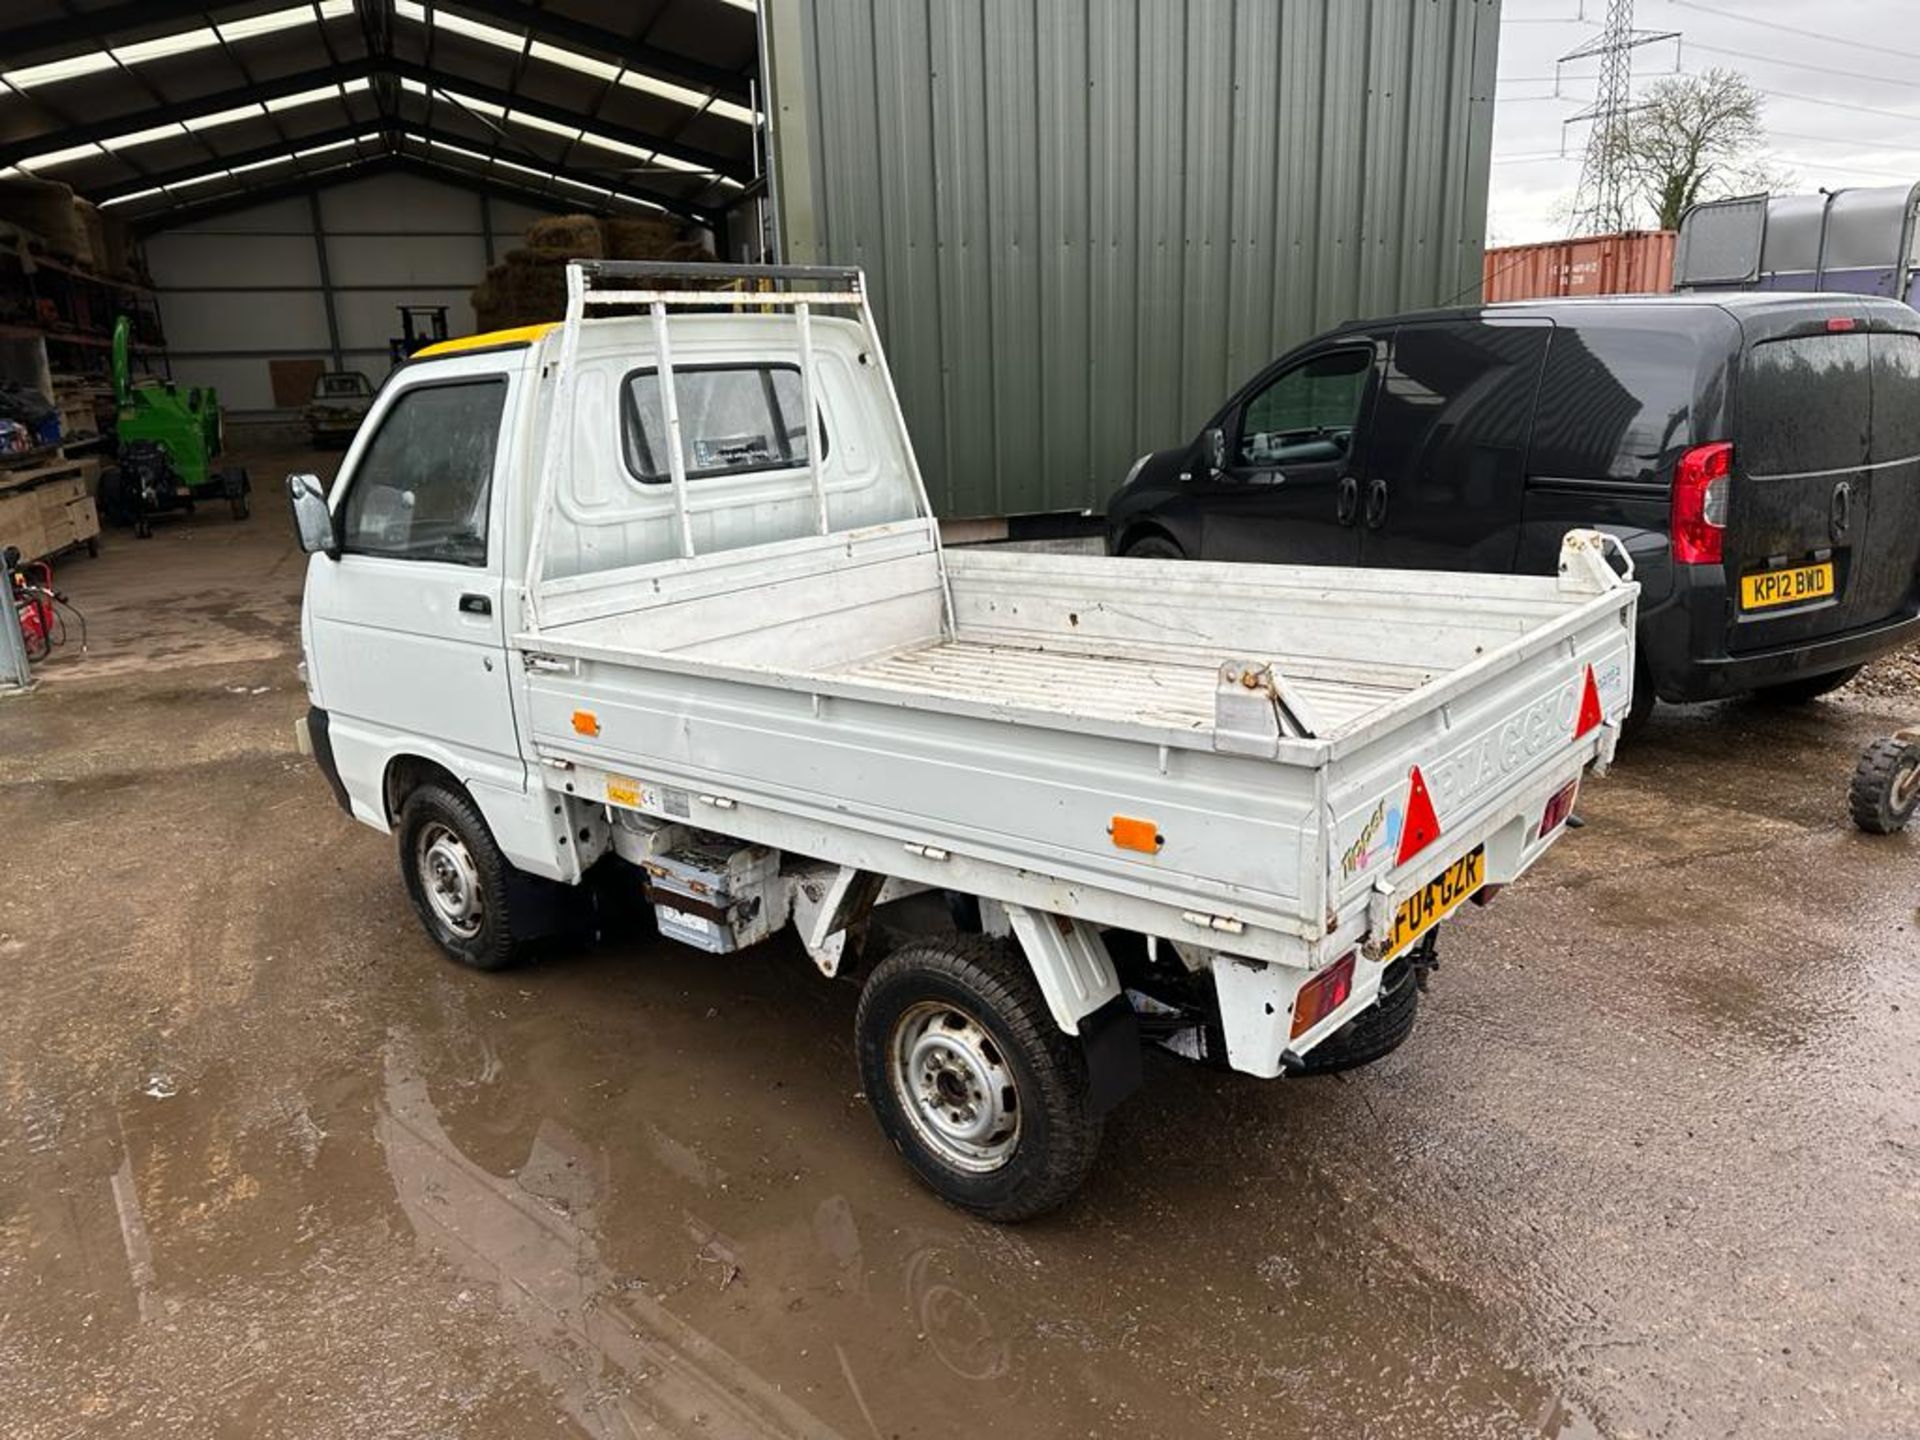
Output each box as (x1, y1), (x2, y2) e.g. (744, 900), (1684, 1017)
(105, 315), (249, 534)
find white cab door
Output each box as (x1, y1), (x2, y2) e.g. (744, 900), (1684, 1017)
(305, 360), (525, 799)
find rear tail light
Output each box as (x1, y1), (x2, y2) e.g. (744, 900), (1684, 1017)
(1540, 777), (1580, 836)
(1672, 442), (1732, 565)
(1291, 952), (1355, 1040)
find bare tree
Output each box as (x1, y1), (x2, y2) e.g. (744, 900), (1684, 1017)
(1596, 69), (1791, 230)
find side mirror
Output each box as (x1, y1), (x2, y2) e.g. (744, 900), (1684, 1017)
(1204, 427), (1227, 474)
(286, 473), (337, 557)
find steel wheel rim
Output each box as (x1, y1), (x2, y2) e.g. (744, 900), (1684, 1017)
(889, 1000), (1021, 1173)
(417, 822), (483, 938)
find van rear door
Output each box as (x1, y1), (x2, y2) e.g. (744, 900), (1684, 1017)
(1725, 314), (1920, 652)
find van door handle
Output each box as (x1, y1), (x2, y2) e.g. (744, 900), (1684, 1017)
(458, 593), (492, 616)
(1363, 477), (1389, 529)
(1336, 475), (1360, 525)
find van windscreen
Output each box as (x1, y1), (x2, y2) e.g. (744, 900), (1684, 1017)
(1740, 334), (1869, 476)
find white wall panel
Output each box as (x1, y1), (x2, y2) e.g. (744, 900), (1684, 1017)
(161, 196), (313, 235)
(145, 232), (322, 290)
(160, 289), (331, 352)
(319, 172), (479, 232)
(323, 232), (487, 287)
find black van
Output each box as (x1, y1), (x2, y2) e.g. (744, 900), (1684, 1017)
(1105, 294), (1920, 721)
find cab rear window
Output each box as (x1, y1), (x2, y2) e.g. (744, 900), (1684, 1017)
(1740, 333), (1869, 476)
(622, 364), (826, 483)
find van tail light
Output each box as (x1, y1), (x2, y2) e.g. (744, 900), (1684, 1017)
(1291, 952), (1355, 1040)
(1671, 442), (1732, 565)
(1540, 777), (1580, 836)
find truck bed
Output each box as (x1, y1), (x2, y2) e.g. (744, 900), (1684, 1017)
(516, 526), (1637, 968)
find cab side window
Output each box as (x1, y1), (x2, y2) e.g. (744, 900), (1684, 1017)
(1236, 348), (1371, 467)
(341, 379), (507, 566)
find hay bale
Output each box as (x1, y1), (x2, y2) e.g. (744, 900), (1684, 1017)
(602, 215), (686, 261)
(524, 214), (605, 258)
(0, 177), (83, 258)
(71, 199), (106, 271)
(98, 210), (134, 279)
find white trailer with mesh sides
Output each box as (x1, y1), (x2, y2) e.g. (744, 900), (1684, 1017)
(288, 262), (1640, 1220)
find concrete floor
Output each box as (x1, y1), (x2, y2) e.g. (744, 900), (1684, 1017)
(2, 447), (1916, 1439)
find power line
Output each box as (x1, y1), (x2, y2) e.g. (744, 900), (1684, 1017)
(1770, 128), (1920, 156)
(1684, 38), (1914, 89)
(1665, 0), (1920, 67)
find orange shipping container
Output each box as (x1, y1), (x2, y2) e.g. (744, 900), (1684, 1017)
(1482, 230), (1676, 302)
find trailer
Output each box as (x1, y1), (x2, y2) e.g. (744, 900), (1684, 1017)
(288, 262), (1639, 1220)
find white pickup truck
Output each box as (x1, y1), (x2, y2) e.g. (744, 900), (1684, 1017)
(288, 262), (1638, 1221)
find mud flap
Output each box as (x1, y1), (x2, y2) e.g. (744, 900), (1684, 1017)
(1078, 993), (1142, 1116)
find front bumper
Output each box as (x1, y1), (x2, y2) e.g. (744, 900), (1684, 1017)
(301, 706), (352, 814)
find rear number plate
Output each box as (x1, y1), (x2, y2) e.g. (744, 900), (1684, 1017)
(1388, 846), (1485, 958)
(1741, 561), (1834, 611)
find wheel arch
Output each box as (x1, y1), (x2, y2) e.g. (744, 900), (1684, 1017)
(1115, 520), (1185, 558)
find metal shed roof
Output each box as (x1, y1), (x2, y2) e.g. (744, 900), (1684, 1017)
(0, 0), (761, 231)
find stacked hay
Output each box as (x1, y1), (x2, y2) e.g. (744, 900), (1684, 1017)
(71, 199), (107, 271)
(0, 177), (86, 260)
(470, 212), (714, 331)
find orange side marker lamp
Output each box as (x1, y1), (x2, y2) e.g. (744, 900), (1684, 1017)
(572, 709), (600, 738)
(1109, 815), (1164, 854)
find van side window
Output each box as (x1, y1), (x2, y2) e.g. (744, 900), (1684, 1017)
(623, 364), (828, 483)
(341, 379), (506, 565)
(1528, 325), (1708, 483)
(1235, 349), (1370, 466)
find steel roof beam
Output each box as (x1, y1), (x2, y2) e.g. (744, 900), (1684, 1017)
(439, 0), (751, 108)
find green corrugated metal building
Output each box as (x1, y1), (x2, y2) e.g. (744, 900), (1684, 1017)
(762, 0), (1501, 519)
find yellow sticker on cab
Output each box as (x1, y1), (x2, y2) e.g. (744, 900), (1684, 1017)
(605, 776), (641, 808)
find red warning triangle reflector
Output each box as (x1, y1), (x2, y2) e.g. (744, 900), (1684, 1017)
(1395, 766), (1442, 867)
(1574, 664), (1604, 739)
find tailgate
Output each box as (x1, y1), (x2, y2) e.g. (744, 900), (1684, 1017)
(1324, 558), (1635, 945)
(1726, 320), (1920, 651)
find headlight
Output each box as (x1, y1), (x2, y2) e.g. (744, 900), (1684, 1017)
(1120, 452), (1152, 490)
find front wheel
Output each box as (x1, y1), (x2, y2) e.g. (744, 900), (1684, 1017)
(1121, 533), (1184, 561)
(1850, 737), (1920, 835)
(856, 937), (1102, 1222)
(397, 783), (526, 969)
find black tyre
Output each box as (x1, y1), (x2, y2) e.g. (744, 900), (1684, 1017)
(396, 783), (527, 970)
(1621, 656), (1656, 737)
(1291, 956), (1420, 1077)
(1755, 665), (1862, 705)
(856, 936), (1102, 1222)
(1121, 532), (1184, 561)
(1850, 737), (1920, 835)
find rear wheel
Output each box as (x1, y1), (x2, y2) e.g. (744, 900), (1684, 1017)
(1621, 657), (1656, 737)
(397, 783), (526, 970)
(1755, 665), (1862, 705)
(1850, 737), (1920, 835)
(1121, 532), (1184, 561)
(856, 936), (1102, 1222)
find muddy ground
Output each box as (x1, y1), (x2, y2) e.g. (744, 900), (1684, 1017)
(1, 452), (1915, 1438)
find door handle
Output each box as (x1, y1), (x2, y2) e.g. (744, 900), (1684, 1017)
(1336, 475), (1360, 526)
(1363, 478), (1390, 529)
(458, 593), (492, 616)
(1830, 480), (1852, 541)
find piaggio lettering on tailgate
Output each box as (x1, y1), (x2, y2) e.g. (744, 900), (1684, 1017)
(1428, 673), (1582, 815)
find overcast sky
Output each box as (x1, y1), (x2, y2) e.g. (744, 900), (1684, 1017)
(1490, 0), (1918, 244)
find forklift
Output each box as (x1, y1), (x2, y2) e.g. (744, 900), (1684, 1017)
(99, 316), (249, 536)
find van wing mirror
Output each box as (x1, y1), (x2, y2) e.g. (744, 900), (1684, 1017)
(286, 473), (337, 557)
(1204, 427), (1227, 474)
